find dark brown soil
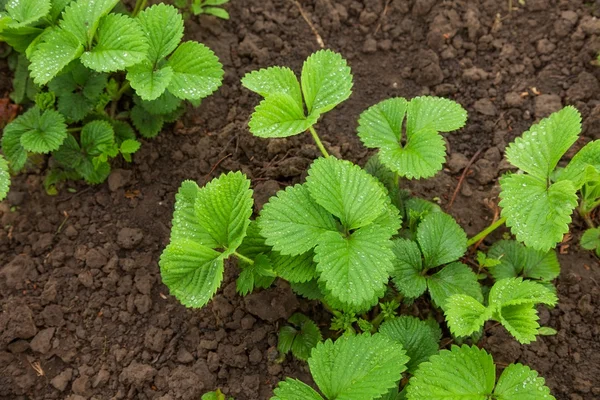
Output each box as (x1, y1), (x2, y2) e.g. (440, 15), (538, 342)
(1, 0), (600, 399)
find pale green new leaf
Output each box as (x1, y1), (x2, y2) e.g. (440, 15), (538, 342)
(445, 294), (492, 338)
(406, 96), (467, 134)
(236, 254), (275, 295)
(379, 316), (441, 373)
(417, 212), (467, 268)
(406, 345), (495, 399)
(487, 240), (560, 282)
(499, 174), (577, 251)
(5, 0), (51, 27)
(488, 278), (557, 309)
(505, 106), (581, 179)
(7, 107), (67, 153)
(309, 334), (408, 400)
(390, 238), (427, 299)
(166, 41), (224, 100)
(427, 262), (483, 310)
(249, 93), (314, 138)
(301, 49), (352, 117)
(170, 180), (218, 247)
(494, 363), (555, 399)
(29, 28), (84, 85)
(136, 3), (184, 63)
(194, 171), (253, 253)
(0, 155), (10, 201)
(120, 139), (140, 155)
(60, 0), (119, 44)
(241, 66), (303, 107)
(558, 140), (600, 189)
(127, 62), (174, 101)
(497, 304), (540, 344)
(306, 157), (389, 230)
(80, 13), (148, 72)
(271, 379), (324, 400)
(272, 251), (317, 283)
(314, 224), (394, 307)
(159, 238), (224, 308)
(258, 184), (336, 256)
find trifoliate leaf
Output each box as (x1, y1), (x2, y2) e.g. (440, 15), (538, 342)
(427, 262), (482, 310)
(127, 62), (173, 101)
(80, 13), (148, 72)
(444, 294), (493, 338)
(310, 334), (408, 400)
(258, 184), (336, 256)
(170, 180), (217, 247)
(390, 238), (427, 299)
(6, 106), (67, 154)
(406, 345), (495, 399)
(272, 379), (324, 400)
(558, 140), (600, 189)
(272, 251), (317, 283)
(417, 212), (467, 268)
(301, 49), (352, 117)
(581, 227), (600, 252)
(166, 41), (224, 100)
(505, 106), (580, 180)
(306, 157), (389, 230)
(314, 224), (394, 308)
(278, 313), (322, 361)
(5, 0), (51, 27)
(136, 3), (184, 63)
(379, 316), (441, 373)
(159, 238), (224, 308)
(487, 240), (560, 282)
(60, 0), (119, 44)
(406, 96), (467, 135)
(488, 278), (558, 309)
(497, 304), (540, 344)
(241, 66), (303, 109)
(500, 174), (577, 251)
(130, 104), (163, 138)
(248, 93), (315, 138)
(29, 28), (84, 85)
(0, 155), (10, 201)
(52, 134), (111, 184)
(236, 254), (275, 296)
(494, 363), (555, 399)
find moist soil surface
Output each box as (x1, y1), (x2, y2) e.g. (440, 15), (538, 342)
(2, 0), (600, 399)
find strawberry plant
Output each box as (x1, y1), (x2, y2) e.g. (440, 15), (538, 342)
(174, 0), (230, 20)
(0, 0), (224, 193)
(158, 50), (581, 398)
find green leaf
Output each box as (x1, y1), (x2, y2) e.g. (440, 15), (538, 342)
(258, 184), (336, 256)
(0, 155), (10, 201)
(60, 0), (119, 44)
(406, 345), (495, 399)
(80, 13), (148, 72)
(358, 97), (407, 148)
(136, 3), (184, 63)
(272, 379), (324, 400)
(558, 140), (600, 189)
(5, 107), (67, 154)
(301, 49), (352, 117)
(290, 280), (323, 301)
(379, 316), (441, 373)
(236, 254), (275, 295)
(364, 153), (398, 196)
(52, 133), (111, 184)
(29, 28), (84, 85)
(309, 334), (408, 400)
(201, 389), (226, 400)
(406, 96), (467, 135)
(500, 174), (577, 251)
(236, 220), (270, 259)
(170, 180), (217, 247)
(203, 6), (229, 19)
(427, 262), (482, 310)
(120, 139), (140, 155)
(81, 120), (114, 156)
(127, 63), (173, 101)
(5, 0), (51, 27)
(130, 104), (164, 138)
(272, 251), (317, 283)
(166, 41), (224, 100)
(417, 212), (467, 268)
(248, 93), (314, 138)
(494, 363), (555, 400)
(487, 240), (560, 282)
(306, 157), (389, 230)
(390, 238), (427, 299)
(159, 238), (224, 308)
(497, 304), (540, 344)
(581, 227), (600, 251)
(137, 91), (182, 115)
(1, 123), (28, 171)
(112, 120), (136, 144)
(314, 224), (394, 307)
(505, 106), (581, 180)
(49, 0), (72, 22)
(10, 54), (37, 104)
(444, 294), (493, 338)
(488, 278), (557, 309)
(241, 66), (303, 107)
(278, 313), (322, 361)
(55, 92), (93, 122)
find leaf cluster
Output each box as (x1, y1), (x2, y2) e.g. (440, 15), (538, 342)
(174, 0), (230, 20)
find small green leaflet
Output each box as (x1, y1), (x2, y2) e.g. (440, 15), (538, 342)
(127, 62), (174, 101)
(487, 240), (560, 282)
(558, 140), (600, 189)
(3, 106), (67, 154)
(581, 227), (600, 256)
(417, 212), (467, 268)
(0, 155), (10, 201)
(130, 104), (164, 138)
(136, 4), (184, 63)
(272, 379), (324, 400)
(357, 96), (467, 179)
(60, 0), (119, 45)
(236, 254), (275, 295)
(4, 0), (51, 28)
(29, 28), (84, 85)
(406, 345), (555, 400)
(277, 313), (322, 361)
(500, 107), (582, 251)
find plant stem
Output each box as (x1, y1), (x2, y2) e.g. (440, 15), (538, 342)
(67, 127), (82, 133)
(116, 81), (131, 100)
(233, 251), (254, 265)
(132, 0), (148, 17)
(466, 216), (507, 247)
(308, 126), (330, 158)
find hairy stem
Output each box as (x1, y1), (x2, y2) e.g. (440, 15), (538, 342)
(233, 251), (254, 265)
(466, 216), (507, 247)
(579, 206), (596, 229)
(67, 127), (82, 133)
(308, 126), (330, 158)
(132, 0), (148, 17)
